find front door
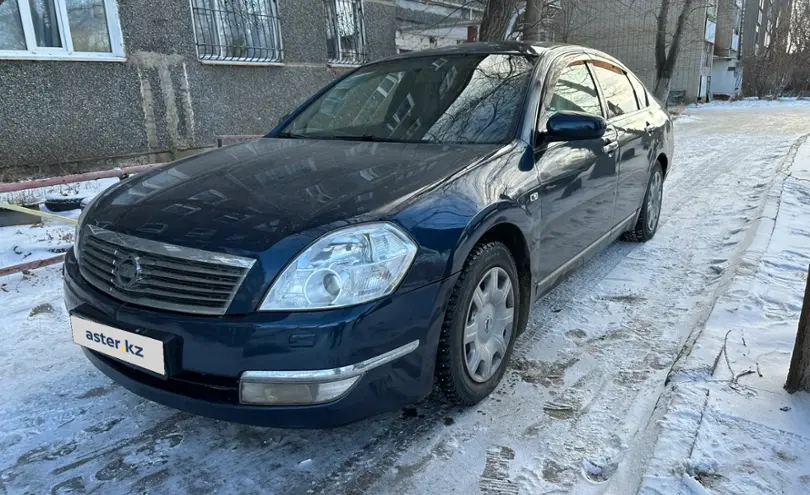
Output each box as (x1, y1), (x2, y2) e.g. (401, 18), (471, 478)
(590, 61), (651, 224)
(533, 61), (619, 282)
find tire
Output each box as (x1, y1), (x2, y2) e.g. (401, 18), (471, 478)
(435, 241), (521, 405)
(44, 197), (84, 212)
(623, 161), (664, 242)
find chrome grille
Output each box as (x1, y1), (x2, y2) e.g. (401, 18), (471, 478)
(78, 227), (255, 315)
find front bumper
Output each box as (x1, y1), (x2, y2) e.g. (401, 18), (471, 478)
(64, 251), (457, 428)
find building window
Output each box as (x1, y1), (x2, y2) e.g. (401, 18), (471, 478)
(0, 0), (124, 60)
(191, 0), (283, 63)
(325, 0), (366, 65)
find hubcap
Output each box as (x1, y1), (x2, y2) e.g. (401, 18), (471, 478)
(463, 267), (515, 383)
(646, 169), (663, 232)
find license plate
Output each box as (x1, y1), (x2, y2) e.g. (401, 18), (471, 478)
(71, 315), (166, 376)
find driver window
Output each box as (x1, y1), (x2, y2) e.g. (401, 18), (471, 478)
(546, 62), (603, 118)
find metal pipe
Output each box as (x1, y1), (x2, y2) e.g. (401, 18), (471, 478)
(0, 254), (65, 277)
(0, 163), (162, 194)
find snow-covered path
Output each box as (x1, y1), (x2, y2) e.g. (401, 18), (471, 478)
(2, 102), (810, 494)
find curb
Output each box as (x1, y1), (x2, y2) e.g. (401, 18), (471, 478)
(668, 133), (809, 382)
(637, 133), (810, 493)
(638, 385), (710, 494)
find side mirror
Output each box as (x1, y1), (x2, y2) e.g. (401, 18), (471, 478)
(543, 111), (607, 142)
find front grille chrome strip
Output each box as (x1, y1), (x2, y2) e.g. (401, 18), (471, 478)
(78, 225), (256, 315)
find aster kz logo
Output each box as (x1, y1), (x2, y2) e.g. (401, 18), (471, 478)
(85, 330), (145, 357)
(113, 254), (142, 290)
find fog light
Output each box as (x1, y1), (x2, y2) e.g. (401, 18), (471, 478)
(239, 375), (360, 406)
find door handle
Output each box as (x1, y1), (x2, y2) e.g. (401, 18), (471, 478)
(602, 141), (619, 155)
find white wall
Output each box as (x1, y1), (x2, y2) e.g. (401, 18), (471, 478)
(711, 58), (742, 97)
(396, 26), (467, 52)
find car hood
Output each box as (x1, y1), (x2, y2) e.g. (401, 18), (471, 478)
(87, 138), (500, 256)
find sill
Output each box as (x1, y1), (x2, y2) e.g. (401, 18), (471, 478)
(199, 59), (285, 67)
(0, 52), (126, 63)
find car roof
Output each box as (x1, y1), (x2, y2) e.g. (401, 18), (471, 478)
(381, 41), (626, 70)
(383, 41), (567, 60)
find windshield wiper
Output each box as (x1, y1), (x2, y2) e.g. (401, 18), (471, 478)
(333, 134), (418, 143)
(274, 131), (308, 139)
(276, 132), (419, 143)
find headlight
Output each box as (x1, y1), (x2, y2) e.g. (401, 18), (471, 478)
(260, 223), (417, 311)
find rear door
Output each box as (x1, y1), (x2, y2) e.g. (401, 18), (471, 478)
(589, 60), (650, 224)
(533, 59), (619, 281)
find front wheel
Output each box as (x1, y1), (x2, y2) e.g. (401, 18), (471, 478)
(435, 241), (521, 405)
(623, 161), (664, 242)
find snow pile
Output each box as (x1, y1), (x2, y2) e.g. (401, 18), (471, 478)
(0, 177), (118, 207)
(0, 178), (118, 268)
(641, 136), (810, 494)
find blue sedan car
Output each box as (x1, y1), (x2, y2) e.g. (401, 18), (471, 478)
(65, 42), (673, 428)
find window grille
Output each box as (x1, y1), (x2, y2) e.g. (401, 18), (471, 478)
(325, 0), (366, 65)
(191, 0), (283, 63)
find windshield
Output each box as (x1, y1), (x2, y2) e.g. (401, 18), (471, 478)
(277, 54), (536, 144)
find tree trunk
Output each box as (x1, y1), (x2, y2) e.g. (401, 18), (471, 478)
(653, 0), (696, 105)
(479, 0), (519, 41)
(653, 77), (671, 103)
(785, 265), (810, 393)
(523, 0), (544, 42)
(654, 0), (671, 85)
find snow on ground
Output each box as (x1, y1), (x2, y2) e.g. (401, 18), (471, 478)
(0, 178), (119, 268)
(692, 97), (810, 110)
(640, 122), (810, 494)
(1, 102), (810, 494)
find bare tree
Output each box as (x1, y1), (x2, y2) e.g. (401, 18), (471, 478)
(791, 0), (810, 95)
(522, 0), (563, 41)
(744, 0), (806, 98)
(479, 0), (520, 41)
(653, 0), (698, 102)
(475, 0), (712, 102)
(554, 0), (604, 43)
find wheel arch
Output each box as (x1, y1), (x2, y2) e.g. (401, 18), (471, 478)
(449, 205), (534, 335)
(657, 152), (669, 178)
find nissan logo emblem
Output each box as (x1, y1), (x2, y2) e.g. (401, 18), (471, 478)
(114, 256), (142, 290)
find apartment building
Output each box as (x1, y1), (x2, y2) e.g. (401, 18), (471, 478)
(395, 0), (482, 53)
(555, 0), (716, 104)
(741, 0), (795, 56)
(711, 0), (744, 98)
(742, 0), (774, 56)
(0, 0), (397, 180)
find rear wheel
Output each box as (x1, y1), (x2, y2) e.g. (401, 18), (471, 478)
(623, 161), (664, 242)
(435, 241), (520, 405)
